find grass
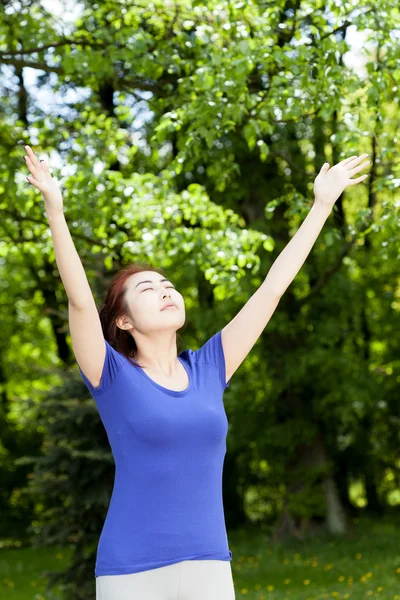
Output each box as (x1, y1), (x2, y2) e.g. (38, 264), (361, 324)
(229, 516), (400, 599)
(0, 544), (73, 600)
(0, 517), (399, 599)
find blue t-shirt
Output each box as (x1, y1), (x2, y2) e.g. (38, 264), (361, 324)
(77, 329), (233, 577)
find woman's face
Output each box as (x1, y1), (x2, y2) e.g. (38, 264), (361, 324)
(118, 271), (185, 334)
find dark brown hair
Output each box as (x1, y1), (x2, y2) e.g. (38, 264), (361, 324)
(99, 262), (183, 368)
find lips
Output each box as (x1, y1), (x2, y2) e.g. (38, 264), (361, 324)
(161, 303), (177, 311)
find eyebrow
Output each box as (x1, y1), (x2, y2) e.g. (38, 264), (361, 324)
(134, 278), (173, 290)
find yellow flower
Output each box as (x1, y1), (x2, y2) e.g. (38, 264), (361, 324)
(338, 575), (345, 582)
(344, 595), (349, 599)
(248, 556), (254, 562)
(304, 579), (311, 585)
(267, 584), (274, 591)
(367, 592), (373, 596)
(356, 553), (362, 559)
(377, 587), (383, 592)
(284, 579), (291, 585)
(56, 552), (63, 559)
(241, 589), (248, 594)
(331, 593), (339, 597)
(255, 584), (261, 590)
(397, 568), (400, 574)
(324, 563), (334, 571)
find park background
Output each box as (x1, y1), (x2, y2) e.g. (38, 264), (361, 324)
(0, 0), (399, 598)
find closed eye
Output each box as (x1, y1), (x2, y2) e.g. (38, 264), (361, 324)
(142, 286), (175, 292)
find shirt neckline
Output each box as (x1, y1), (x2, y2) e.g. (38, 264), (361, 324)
(134, 354), (193, 397)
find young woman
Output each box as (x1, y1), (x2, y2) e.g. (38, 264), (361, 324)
(23, 145), (369, 599)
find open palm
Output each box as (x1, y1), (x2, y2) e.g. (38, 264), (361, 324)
(24, 145), (63, 214)
(314, 154), (370, 209)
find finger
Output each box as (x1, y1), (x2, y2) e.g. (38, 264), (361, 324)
(344, 154), (369, 169)
(24, 154), (41, 177)
(348, 160), (370, 177)
(26, 175), (47, 193)
(319, 162), (330, 174)
(347, 174), (369, 186)
(26, 174), (42, 188)
(337, 155), (357, 166)
(39, 158), (50, 170)
(24, 145), (41, 169)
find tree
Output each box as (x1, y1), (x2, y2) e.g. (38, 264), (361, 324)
(1, 1), (400, 597)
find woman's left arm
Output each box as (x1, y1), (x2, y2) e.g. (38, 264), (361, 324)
(221, 154), (370, 383)
(264, 154), (370, 296)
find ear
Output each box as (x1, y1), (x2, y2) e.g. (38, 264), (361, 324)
(116, 316), (134, 331)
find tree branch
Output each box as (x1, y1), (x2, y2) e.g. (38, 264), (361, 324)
(0, 57), (64, 74)
(0, 39), (105, 56)
(0, 56), (164, 93)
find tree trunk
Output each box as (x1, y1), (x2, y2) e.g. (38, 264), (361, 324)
(322, 476), (346, 534)
(274, 433), (347, 539)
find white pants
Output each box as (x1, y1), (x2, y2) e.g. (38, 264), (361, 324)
(96, 559), (236, 600)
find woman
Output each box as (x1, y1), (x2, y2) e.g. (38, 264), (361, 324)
(23, 145), (369, 599)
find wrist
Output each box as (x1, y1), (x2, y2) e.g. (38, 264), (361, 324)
(46, 208), (64, 221)
(312, 198), (333, 217)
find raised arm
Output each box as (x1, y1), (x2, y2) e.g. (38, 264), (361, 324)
(24, 145), (106, 388)
(220, 154), (370, 383)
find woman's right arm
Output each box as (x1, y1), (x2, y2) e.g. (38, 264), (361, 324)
(24, 145), (106, 388)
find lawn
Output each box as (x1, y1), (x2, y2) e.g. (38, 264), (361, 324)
(229, 516), (400, 599)
(0, 543), (73, 600)
(0, 517), (399, 599)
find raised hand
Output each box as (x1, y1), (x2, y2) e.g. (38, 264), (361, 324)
(313, 154), (370, 210)
(23, 145), (63, 215)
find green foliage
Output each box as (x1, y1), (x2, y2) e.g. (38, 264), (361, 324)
(0, 0), (400, 598)
(15, 379), (115, 600)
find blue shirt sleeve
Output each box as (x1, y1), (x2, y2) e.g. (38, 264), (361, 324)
(78, 339), (127, 396)
(193, 329), (231, 389)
